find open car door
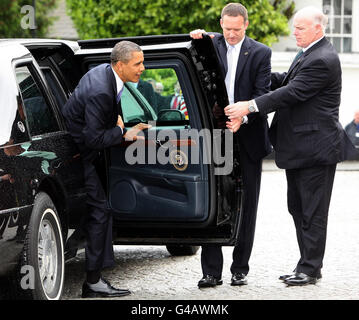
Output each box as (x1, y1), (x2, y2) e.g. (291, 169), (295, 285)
(76, 35), (243, 246)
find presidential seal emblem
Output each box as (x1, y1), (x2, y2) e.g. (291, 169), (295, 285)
(169, 149), (188, 171)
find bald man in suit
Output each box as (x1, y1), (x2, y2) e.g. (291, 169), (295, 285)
(225, 6), (356, 286)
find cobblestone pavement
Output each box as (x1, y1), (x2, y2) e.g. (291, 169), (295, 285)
(62, 161), (359, 300)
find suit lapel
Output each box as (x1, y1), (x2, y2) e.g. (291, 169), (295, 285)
(282, 37), (328, 85)
(235, 36), (250, 84)
(106, 64), (120, 126)
(216, 36), (228, 74)
(216, 36), (250, 85)
(282, 59), (302, 84)
(283, 49), (307, 83)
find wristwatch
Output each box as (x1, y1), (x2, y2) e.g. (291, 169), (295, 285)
(248, 100), (256, 113)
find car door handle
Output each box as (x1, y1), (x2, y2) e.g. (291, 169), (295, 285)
(155, 139), (167, 148)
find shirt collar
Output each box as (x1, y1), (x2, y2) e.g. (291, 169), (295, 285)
(225, 36), (245, 52)
(302, 36), (324, 52)
(111, 66), (124, 95)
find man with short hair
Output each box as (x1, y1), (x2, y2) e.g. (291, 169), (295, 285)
(62, 40), (150, 298)
(190, 2), (272, 288)
(345, 110), (359, 149)
(225, 6), (356, 286)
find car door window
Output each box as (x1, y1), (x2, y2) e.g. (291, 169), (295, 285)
(124, 67), (189, 126)
(121, 84), (157, 123)
(109, 59), (208, 222)
(15, 65), (60, 137)
(140, 68), (188, 117)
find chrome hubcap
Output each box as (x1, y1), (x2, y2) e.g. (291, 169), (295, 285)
(38, 216), (58, 295)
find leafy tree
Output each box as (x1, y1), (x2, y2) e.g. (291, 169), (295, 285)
(67, 0), (295, 46)
(0, 0), (58, 38)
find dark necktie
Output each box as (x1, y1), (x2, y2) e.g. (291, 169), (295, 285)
(292, 50), (303, 64)
(116, 87), (124, 120)
(116, 87), (124, 104)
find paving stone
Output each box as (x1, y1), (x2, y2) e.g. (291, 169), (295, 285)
(58, 164), (359, 300)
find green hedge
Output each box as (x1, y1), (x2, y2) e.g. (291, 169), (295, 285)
(0, 0), (58, 38)
(141, 69), (178, 97)
(66, 0), (294, 47)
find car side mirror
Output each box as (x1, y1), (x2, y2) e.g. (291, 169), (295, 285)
(157, 109), (185, 122)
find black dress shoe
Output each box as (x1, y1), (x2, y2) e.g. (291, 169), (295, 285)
(198, 275), (223, 288)
(279, 272), (322, 281)
(284, 272), (317, 286)
(279, 273), (295, 281)
(231, 273), (248, 286)
(82, 278), (131, 298)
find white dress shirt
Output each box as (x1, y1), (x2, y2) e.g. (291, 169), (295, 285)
(302, 36), (324, 52)
(225, 39), (244, 105)
(225, 38), (249, 124)
(111, 66), (124, 96)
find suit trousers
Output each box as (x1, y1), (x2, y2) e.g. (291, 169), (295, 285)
(82, 159), (115, 271)
(285, 164), (337, 278)
(201, 147), (262, 278)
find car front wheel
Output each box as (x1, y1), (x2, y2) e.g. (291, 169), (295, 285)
(20, 192), (65, 300)
(166, 245), (200, 256)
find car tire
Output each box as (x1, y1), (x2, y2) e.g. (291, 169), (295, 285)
(166, 245), (200, 256)
(18, 192), (65, 300)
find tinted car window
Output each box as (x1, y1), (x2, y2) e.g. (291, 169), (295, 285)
(121, 84), (156, 123)
(15, 65), (60, 137)
(140, 68), (188, 120)
(85, 63), (190, 126)
(125, 68), (189, 126)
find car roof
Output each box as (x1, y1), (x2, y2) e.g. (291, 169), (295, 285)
(0, 38), (80, 54)
(75, 36), (191, 57)
(0, 41), (31, 60)
(0, 36), (193, 58)
(77, 34), (191, 49)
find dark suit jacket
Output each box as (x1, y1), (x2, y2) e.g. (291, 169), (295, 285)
(137, 79), (172, 113)
(345, 121), (359, 148)
(255, 37), (355, 169)
(212, 34), (272, 162)
(137, 79), (158, 110)
(62, 63), (124, 161)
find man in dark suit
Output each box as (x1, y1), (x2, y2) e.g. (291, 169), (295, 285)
(135, 79), (172, 113)
(344, 110), (359, 149)
(190, 2), (272, 288)
(62, 41), (150, 298)
(225, 6), (357, 286)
